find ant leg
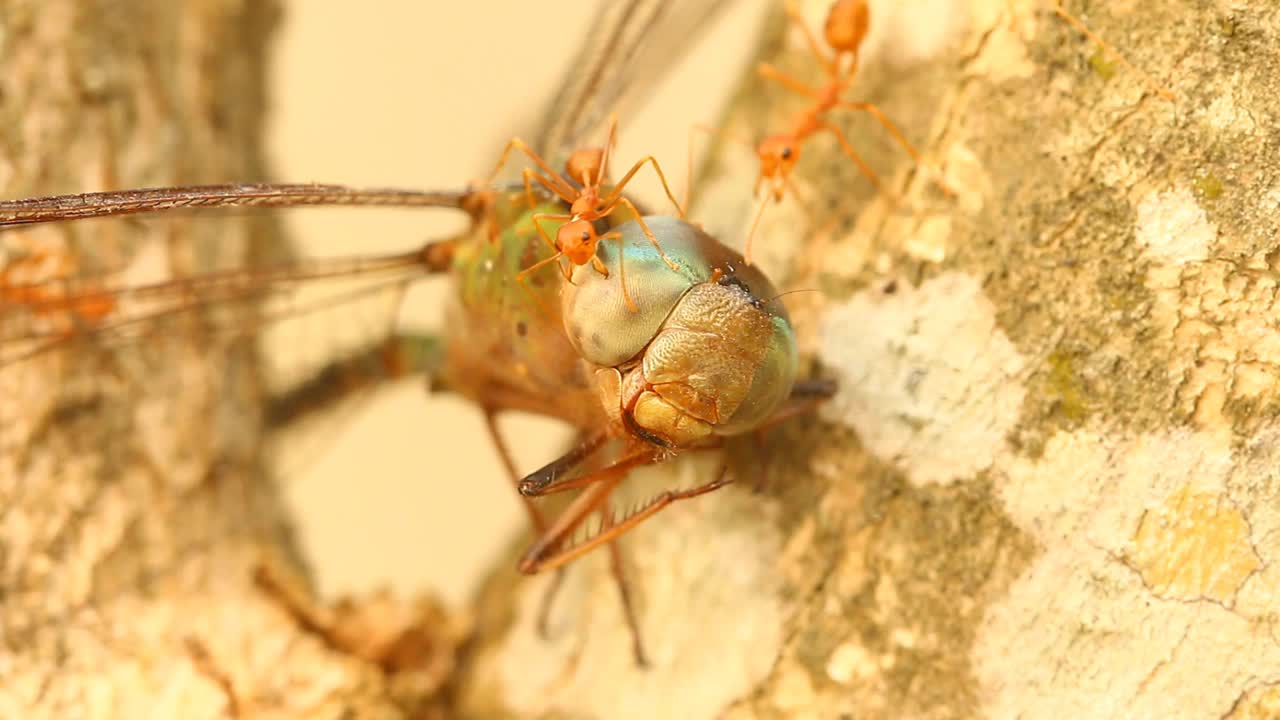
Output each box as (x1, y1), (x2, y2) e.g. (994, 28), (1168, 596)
(530, 212), (571, 254)
(603, 155), (689, 219)
(782, 0), (836, 76)
(521, 168), (554, 209)
(1053, 1), (1175, 101)
(757, 62), (820, 100)
(596, 113), (620, 186)
(613, 198), (681, 274)
(831, 101), (924, 165)
(519, 466), (733, 574)
(743, 191), (773, 266)
(816, 120), (883, 192)
(515, 251), (567, 321)
(599, 231), (638, 313)
(826, 107), (955, 196)
(484, 137), (578, 203)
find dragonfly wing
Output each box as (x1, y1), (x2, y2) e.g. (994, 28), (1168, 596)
(533, 0), (740, 158)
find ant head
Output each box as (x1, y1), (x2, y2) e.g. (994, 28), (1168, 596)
(758, 134), (800, 183)
(557, 219), (598, 265)
(824, 0), (870, 54)
(565, 148), (605, 186)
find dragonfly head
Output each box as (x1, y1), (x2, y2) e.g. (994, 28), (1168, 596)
(563, 216), (798, 448)
(558, 219), (599, 265)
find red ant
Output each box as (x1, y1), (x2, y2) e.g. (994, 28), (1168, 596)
(483, 114), (687, 313)
(694, 0), (941, 266)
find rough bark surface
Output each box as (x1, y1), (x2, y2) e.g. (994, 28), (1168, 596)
(0, 2), (457, 717)
(457, 1), (1280, 719)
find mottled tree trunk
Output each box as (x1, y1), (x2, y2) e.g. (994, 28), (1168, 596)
(0, 2), (454, 717)
(457, 1), (1280, 718)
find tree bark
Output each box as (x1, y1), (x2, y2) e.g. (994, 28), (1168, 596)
(0, 2), (457, 717)
(456, 1), (1280, 718)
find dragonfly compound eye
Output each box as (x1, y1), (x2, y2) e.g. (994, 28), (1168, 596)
(561, 216), (799, 447)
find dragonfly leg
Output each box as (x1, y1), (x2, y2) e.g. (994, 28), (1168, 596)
(482, 410), (551, 532)
(757, 377), (839, 431)
(604, 509), (649, 667)
(482, 409), (566, 638)
(519, 464), (732, 575)
(519, 444), (654, 498)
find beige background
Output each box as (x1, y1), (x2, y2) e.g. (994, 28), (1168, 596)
(269, 1), (766, 606)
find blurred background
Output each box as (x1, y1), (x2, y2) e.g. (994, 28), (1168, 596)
(268, 1), (767, 607)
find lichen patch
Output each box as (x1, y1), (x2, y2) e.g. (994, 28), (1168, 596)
(977, 428), (1280, 717)
(1135, 187), (1215, 266)
(1129, 485), (1261, 603)
(819, 272), (1027, 486)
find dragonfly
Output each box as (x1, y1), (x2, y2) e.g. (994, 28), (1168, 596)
(0, 0), (831, 672)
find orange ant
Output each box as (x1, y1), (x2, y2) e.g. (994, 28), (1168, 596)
(483, 114), (687, 313)
(694, 0), (940, 266)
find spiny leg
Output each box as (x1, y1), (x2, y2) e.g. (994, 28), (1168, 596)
(520, 468), (733, 575)
(603, 505), (648, 667)
(485, 137), (578, 203)
(520, 445), (655, 498)
(518, 441), (658, 667)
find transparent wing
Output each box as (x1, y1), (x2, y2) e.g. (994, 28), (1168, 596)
(533, 0), (739, 157)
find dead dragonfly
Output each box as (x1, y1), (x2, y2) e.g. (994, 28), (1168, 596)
(0, 0), (832, 668)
